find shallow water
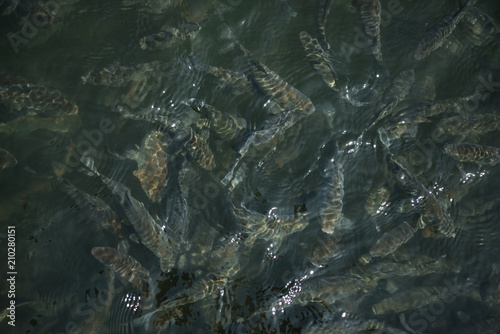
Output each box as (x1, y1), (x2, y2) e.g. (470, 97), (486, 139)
(1, 0), (500, 333)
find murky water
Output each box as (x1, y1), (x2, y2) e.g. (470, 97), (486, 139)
(1, 0), (500, 333)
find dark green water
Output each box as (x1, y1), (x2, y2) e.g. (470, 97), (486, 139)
(1, 0), (500, 333)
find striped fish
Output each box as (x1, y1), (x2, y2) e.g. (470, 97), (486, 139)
(354, 0), (383, 64)
(414, 0), (477, 60)
(81, 157), (180, 272)
(299, 31), (339, 92)
(444, 142), (500, 166)
(91, 246), (155, 309)
(187, 98), (247, 141)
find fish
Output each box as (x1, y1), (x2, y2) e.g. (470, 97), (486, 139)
(187, 98), (247, 141)
(318, 140), (346, 234)
(0, 148), (17, 169)
(382, 145), (457, 238)
(91, 245), (155, 309)
(360, 256), (457, 280)
(366, 70), (415, 132)
(461, 7), (499, 47)
(364, 185), (390, 216)
(82, 62), (161, 87)
(436, 113), (500, 138)
(309, 233), (341, 267)
(144, 232), (246, 327)
(354, 0), (383, 64)
(444, 142), (500, 166)
(0, 81), (78, 117)
(139, 2), (229, 50)
(316, 0), (334, 49)
(369, 219), (422, 258)
(303, 313), (387, 334)
(81, 156), (180, 272)
(232, 203), (309, 247)
(120, 130), (169, 203)
(206, 65), (255, 96)
(414, 0), (478, 60)
(227, 34), (315, 115)
(0, 114), (81, 135)
(221, 110), (304, 186)
(140, 23), (199, 50)
(111, 107), (216, 170)
(299, 31), (339, 92)
(284, 274), (376, 313)
(55, 176), (122, 237)
(169, 120), (216, 170)
(372, 286), (442, 314)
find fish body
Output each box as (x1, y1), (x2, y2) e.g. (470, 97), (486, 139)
(318, 141), (345, 234)
(81, 157), (179, 272)
(0, 114), (81, 135)
(414, 0), (477, 60)
(126, 130), (169, 203)
(437, 113), (500, 137)
(206, 65), (254, 95)
(355, 0), (383, 64)
(140, 23), (198, 50)
(221, 110), (303, 186)
(82, 62), (161, 87)
(91, 246), (155, 309)
(169, 121), (216, 170)
(384, 151), (456, 238)
(368, 70), (415, 130)
(0, 148), (17, 169)
(297, 275), (375, 306)
(233, 203), (309, 245)
(369, 220), (420, 258)
(56, 177), (121, 236)
(316, 0), (334, 49)
(373, 286), (441, 314)
(364, 185), (390, 216)
(112, 108), (215, 170)
(236, 42), (315, 115)
(309, 233), (341, 267)
(444, 142), (500, 165)
(188, 98), (247, 140)
(299, 30), (339, 92)
(0, 82), (78, 117)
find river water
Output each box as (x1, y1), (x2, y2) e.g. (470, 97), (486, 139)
(1, 0), (500, 333)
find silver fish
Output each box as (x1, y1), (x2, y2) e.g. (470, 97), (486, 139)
(414, 0), (477, 60)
